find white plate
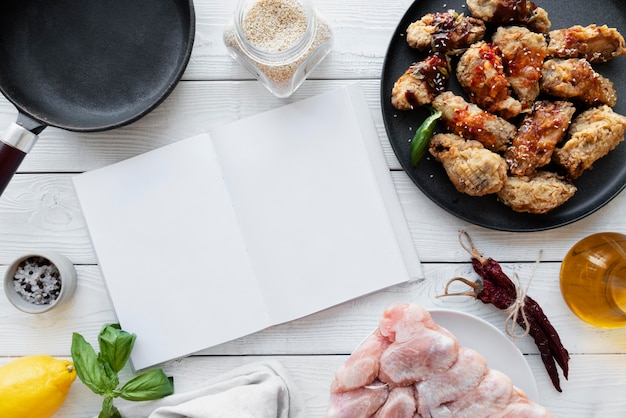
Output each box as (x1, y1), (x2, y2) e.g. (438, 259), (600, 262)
(430, 309), (539, 401)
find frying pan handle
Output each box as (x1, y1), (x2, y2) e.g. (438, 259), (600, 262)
(0, 123), (39, 197)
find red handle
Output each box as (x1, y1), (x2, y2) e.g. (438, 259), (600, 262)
(0, 123), (40, 198)
(0, 140), (27, 197)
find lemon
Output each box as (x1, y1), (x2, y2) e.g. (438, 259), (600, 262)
(0, 355), (76, 418)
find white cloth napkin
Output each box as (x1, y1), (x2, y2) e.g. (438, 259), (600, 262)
(115, 361), (308, 418)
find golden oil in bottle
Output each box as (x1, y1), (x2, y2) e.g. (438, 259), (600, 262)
(560, 232), (626, 328)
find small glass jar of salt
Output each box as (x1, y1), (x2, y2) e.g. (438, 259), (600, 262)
(223, 0), (333, 98)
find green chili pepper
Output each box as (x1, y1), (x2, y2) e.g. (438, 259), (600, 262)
(410, 107), (442, 166)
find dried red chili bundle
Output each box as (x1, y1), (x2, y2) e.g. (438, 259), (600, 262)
(438, 230), (570, 392)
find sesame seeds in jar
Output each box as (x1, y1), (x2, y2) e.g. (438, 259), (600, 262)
(242, 0), (309, 53)
(223, 0), (333, 98)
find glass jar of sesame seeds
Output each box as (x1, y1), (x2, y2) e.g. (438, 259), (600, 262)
(223, 0), (333, 98)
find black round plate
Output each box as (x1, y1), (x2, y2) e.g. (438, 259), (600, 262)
(381, 0), (626, 232)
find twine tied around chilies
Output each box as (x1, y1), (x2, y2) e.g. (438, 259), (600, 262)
(504, 273), (530, 339)
(439, 231), (543, 340)
(504, 251), (542, 340)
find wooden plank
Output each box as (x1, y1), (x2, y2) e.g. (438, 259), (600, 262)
(3, 263), (626, 358)
(1, 173), (625, 265)
(0, 80), (401, 172)
(0, 1), (624, 417)
(3, 352), (624, 418)
(183, 0), (415, 81)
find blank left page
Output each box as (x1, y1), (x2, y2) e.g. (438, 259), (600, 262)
(73, 134), (270, 370)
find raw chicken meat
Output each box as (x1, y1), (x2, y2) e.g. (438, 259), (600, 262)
(326, 384), (389, 418)
(378, 326), (458, 385)
(378, 302), (437, 342)
(446, 369), (514, 417)
(331, 330), (390, 392)
(377, 303), (459, 385)
(326, 303), (553, 417)
(373, 387), (417, 417)
(416, 347), (488, 417)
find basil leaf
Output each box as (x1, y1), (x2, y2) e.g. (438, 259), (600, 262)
(117, 369), (174, 401)
(98, 323), (136, 373)
(71, 332), (108, 395)
(99, 397), (121, 418)
(98, 354), (120, 391)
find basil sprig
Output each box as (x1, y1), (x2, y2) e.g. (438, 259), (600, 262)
(72, 324), (174, 418)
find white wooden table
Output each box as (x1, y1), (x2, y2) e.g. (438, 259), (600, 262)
(2, 1), (626, 417)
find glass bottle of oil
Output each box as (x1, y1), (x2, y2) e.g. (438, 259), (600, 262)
(560, 232), (626, 328)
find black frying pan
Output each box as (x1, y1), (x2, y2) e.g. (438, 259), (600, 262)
(0, 0), (195, 196)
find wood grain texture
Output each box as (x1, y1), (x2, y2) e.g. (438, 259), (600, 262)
(1, 0), (625, 416)
(3, 263), (626, 358)
(3, 353), (624, 418)
(1, 80), (396, 172)
(0, 172), (624, 265)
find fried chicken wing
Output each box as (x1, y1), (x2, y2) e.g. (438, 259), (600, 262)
(552, 105), (626, 179)
(505, 100), (576, 176)
(457, 41), (523, 119)
(547, 24), (626, 64)
(497, 171), (577, 214)
(466, 0), (551, 33)
(432, 91), (517, 151)
(429, 133), (508, 196)
(541, 58), (617, 106)
(391, 53), (450, 110)
(406, 10), (487, 53)
(492, 26), (548, 109)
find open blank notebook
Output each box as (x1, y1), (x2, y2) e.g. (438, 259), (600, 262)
(73, 83), (422, 370)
